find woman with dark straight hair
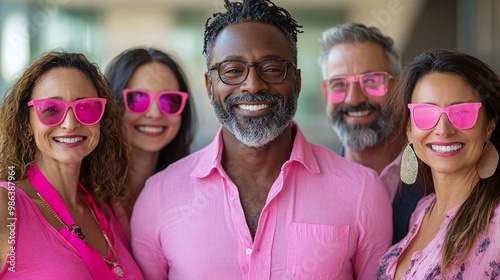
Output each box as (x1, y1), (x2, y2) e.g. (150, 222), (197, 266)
(105, 47), (196, 240)
(378, 49), (500, 279)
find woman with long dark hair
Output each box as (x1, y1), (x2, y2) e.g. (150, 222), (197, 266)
(378, 49), (500, 279)
(105, 48), (196, 240)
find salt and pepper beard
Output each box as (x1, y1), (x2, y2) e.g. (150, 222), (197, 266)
(211, 90), (298, 148)
(328, 102), (394, 152)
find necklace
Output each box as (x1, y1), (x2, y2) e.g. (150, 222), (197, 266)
(33, 185), (124, 278)
(35, 191), (86, 241)
(84, 199), (124, 278)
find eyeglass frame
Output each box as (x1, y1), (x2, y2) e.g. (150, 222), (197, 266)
(322, 71), (395, 104)
(208, 58), (297, 85)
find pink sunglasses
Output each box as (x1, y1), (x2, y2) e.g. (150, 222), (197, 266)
(408, 102), (482, 130)
(123, 89), (188, 116)
(323, 71), (394, 104)
(27, 98), (107, 126)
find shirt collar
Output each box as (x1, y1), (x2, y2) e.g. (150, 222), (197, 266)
(190, 121), (320, 179)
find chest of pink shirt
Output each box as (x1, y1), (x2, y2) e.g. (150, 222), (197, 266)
(0, 182), (143, 279)
(131, 124), (392, 280)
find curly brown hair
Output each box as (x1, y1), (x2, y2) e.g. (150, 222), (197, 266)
(0, 51), (129, 203)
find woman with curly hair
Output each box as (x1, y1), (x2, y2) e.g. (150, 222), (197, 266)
(0, 51), (143, 279)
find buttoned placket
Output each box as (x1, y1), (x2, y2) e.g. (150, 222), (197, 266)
(224, 168), (286, 280)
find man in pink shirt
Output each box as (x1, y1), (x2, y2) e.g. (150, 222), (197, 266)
(130, 0), (392, 279)
(317, 23), (422, 244)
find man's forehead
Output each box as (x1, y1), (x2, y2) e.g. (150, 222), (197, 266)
(326, 42), (389, 76)
(210, 22), (293, 63)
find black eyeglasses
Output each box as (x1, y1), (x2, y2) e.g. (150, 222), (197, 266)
(208, 58), (296, 85)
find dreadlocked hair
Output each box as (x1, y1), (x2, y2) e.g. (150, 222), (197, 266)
(203, 0), (303, 63)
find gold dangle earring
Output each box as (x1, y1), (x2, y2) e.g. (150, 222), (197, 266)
(477, 141), (499, 179)
(400, 143), (418, 184)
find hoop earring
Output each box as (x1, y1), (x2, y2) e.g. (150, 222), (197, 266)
(401, 143), (418, 184)
(477, 141), (499, 179)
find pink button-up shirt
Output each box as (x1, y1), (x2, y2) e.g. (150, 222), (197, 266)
(131, 123), (392, 280)
(379, 153), (402, 202)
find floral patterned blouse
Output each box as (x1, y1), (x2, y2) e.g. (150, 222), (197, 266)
(377, 194), (500, 279)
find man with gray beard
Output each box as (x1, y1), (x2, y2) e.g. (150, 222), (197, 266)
(130, 2), (393, 279)
(318, 23), (421, 243)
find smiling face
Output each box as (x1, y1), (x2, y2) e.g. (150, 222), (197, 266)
(409, 73), (495, 178)
(123, 61), (182, 153)
(324, 42), (395, 151)
(205, 21), (301, 147)
(29, 67), (100, 166)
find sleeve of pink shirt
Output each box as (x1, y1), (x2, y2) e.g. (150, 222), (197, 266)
(352, 170), (393, 279)
(130, 174), (169, 280)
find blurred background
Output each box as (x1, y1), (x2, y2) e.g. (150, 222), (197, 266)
(0, 0), (499, 151)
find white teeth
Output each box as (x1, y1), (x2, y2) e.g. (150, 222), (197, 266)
(347, 110), (370, 117)
(138, 126), (164, 133)
(431, 144), (463, 153)
(238, 104), (271, 111)
(54, 137), (83, 143)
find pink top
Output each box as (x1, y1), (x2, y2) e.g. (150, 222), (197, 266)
(379, 153), (402, 202)
(377, 194), (500, 279)
(0, 182), (144, 279)
(131, 123), (392, 280)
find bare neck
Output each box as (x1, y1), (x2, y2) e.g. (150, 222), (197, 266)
(344, 138), (402, 174)
(221, 126), (295, 239)
(430, 169), (479, 216)
(221, 126), (294, 187)
(35, 160), (82, 209)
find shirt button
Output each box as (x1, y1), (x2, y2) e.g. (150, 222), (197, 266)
(246, 248), (252, 255)
(230, 196), (235, 201)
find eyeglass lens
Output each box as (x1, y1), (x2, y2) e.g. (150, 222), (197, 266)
(408, 102), (482, 130)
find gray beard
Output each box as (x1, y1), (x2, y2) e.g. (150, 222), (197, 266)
(328, 102), (394, 152)
(212, 92), (298, 148)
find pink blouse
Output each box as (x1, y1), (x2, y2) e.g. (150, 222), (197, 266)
(0, 182), (144, 279)
(378, 194), (500, 279)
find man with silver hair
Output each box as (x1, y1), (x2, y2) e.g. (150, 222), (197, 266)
(318, 22), (421, 243)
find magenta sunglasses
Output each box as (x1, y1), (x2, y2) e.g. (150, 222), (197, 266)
(323, 71), (394, 104)
(408, 102), (482, 130)
(123, 89), (188, 116)
(27, 98), (107, 126)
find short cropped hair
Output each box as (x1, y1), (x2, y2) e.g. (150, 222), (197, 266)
(318, 22), (401, 78)
(203, 0), (302, 64)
